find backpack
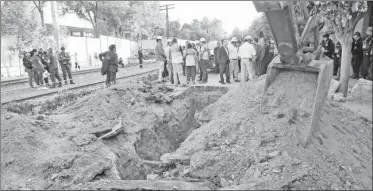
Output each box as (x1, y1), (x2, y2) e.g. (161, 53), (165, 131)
(185, 49), (196, 66)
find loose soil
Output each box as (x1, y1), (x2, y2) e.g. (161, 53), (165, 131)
(1, 74), (227, 190)
(1, 71), (371, 190)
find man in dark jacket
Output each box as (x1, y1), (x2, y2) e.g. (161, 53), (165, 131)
(138, 47), (144, 68)
(361, 27), (372, 79)
(58, 47), (75, 85)
(352, 32), (364, 79)
(334, 42), (342, 79)
(48, 48), (63, 88)
(217, 39), (230, 84)
(22, 51), (34, 88)
(213, 41), (220, 74)
(99, 44), (119, 87)
(321, 33), (335, 60)
(256, 39), (271, 76)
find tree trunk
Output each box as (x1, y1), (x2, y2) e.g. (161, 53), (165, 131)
(339, 37), (353, 97)
(40, 9), (44, 26)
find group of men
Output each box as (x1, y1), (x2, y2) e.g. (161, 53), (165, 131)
(214, 35), (274, 84)
(321, 26), (373, 80)
(22, 47), (75, 89)
(153, 34), (276, 85)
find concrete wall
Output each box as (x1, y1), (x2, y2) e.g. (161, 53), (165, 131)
(1, 35), (139, 79)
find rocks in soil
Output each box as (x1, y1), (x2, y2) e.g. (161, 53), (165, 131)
(331, 93), (346, 102)
(98, 120), (123, 140)
(161, 153), (191, 166)
(327, 79), (341, 100)
(147, 174), (160, 180)
(350, 79), (372, 103)
(73, 158), (112, 184)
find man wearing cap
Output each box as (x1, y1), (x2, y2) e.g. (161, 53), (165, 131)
(154, 36), (167, 82)
(361, 27), (372, 80)
(165, 39), (174, 83)
(58, 47), (75, 85)
(321, 34), (335, 62)
(352, 32), (363, 79)
(238, 36), (256, 82)
(198, 37), (210, 83)
(228, 37), (239, 82)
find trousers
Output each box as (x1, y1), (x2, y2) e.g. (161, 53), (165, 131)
(25, 68), (34, 87)
(61, 63), (73, 83)
(241, 58), (255, 82)
(186, 66), (196, 82)
(173, 62), (184, 84)
(199, 59), (208, 82)
(106, 71), (117, 84)
(352, 56), (362, 77)
(50, 68), (63, 85)
(219, 62), (230, 82)
(33, 70), (44, 85)
(157, 61), (165, 81)
(166, 61), (174, 84)
(229, 59), (239, 80)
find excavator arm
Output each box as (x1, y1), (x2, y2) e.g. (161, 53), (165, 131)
(252, 1), (334, 147)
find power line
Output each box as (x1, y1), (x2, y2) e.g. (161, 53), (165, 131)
(159, 4), (175, 40)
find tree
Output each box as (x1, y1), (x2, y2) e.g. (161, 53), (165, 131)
(310, 1), (367, 96)
(1, 1), (40, 49)
(169, 20), (181, 38)
(32, 1), (47, 26)
(247, 13), (273, 39)
(61, 1), (99, 37)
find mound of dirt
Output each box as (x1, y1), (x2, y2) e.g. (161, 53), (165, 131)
(169, 71), (372, 190)
(1, 77), (227, 190)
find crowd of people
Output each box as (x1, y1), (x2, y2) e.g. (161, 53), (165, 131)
(321, 26), (373, 81)
(154, 32), (277, 85)
(20, 27), (372, 91)
(22, 47), (75, 89)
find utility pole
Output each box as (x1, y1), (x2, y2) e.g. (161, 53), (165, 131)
(159, 4), (174, 40)
(51, 1), (60, 51)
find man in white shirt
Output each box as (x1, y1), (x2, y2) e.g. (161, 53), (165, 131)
(228, 37), (239, 82)
(238, 36), (256, 82)
(198, 38), (210, 83)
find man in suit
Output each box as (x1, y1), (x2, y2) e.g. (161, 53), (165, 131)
(352, 32), (363, 79)
(217, 39), (230, 84)
(213, 41), (221, 74)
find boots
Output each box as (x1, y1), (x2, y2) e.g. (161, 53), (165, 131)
(58, 81), (62, 87)
(70, 79), (75, 84)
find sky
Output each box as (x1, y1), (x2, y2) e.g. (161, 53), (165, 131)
(159, 1), (260, 34)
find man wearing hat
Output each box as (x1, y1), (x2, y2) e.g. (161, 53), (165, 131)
(352, 32), (363, 79)
(165, 39), (174, 83)
(321, 33), (335, 61)
(58, 47), (75, 85)
(361, 26), (372, 80)
(238, 36), (256, 82)
(228, 37), (239, 82)
(198, 37), (210, 83)
(154, 36), (167, 82)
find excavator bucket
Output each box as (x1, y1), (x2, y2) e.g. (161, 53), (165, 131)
(252, 1), (334, 147)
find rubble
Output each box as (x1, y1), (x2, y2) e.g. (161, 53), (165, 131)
(350, 79), (372, 103)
